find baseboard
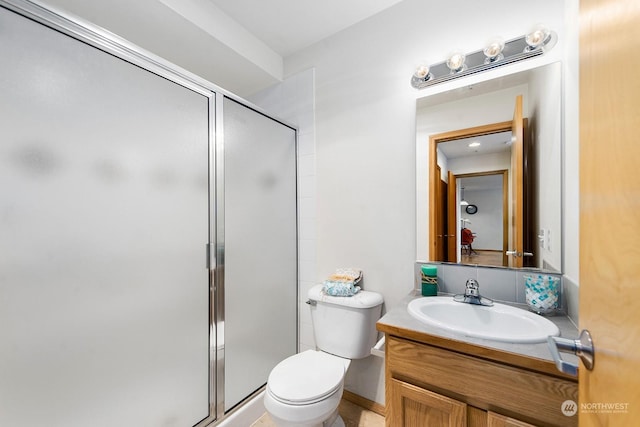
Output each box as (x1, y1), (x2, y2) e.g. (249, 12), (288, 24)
(214, 389), (266, 427)
(342, 390), (385, 417)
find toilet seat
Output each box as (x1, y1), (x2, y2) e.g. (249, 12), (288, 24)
(267, 350), (347, 405)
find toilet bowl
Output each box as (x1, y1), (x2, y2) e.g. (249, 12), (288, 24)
(264, 350), (350, 427)
(264, 285), (383, 427)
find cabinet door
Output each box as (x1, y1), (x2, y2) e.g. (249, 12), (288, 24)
(487, 411), (537, 427)
(389, 379), (466, 427)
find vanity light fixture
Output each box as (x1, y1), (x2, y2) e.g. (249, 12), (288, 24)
(411, 25), (556, 89)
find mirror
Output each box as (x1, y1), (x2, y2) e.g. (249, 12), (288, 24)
(416, 62), (562, 272)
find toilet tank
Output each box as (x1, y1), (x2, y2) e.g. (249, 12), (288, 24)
(307, 284), (383, 359)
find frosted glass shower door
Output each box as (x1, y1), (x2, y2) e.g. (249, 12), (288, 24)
(222, 98), (297, 410)
(0, 6), (210, 427)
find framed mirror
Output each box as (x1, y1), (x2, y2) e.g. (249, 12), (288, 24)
(416, 62), (562, 272)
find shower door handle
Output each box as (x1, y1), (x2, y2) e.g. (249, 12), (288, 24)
(206, 243), (215, 269)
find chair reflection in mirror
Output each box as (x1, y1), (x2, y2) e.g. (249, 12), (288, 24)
(461, 227), (478, 256)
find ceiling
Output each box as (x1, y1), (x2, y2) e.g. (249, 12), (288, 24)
(209, 0), (405, 57)
(460, 174), (504, 192)
(439, 131), (513, 159)
(145, 0), (406, 95)
(440, 131), (512, 193)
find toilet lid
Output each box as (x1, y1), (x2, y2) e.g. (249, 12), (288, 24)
(267, 350), (346, 404)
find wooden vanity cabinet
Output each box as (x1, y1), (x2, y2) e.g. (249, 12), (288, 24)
(384, 335), (577, 427)
(487, 412), (538, 427)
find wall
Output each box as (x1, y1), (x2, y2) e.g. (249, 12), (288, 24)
(284, 0), (577, 404)
(25, 0), (580, 406)
(528, 64), (563, 271)
(462, 187), (504, 251)
(415, 262), (564, 312)
(560, 0), (580, 325)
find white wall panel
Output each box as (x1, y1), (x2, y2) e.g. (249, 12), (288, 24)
(283, 0), (573, 404)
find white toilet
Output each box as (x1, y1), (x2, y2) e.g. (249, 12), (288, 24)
(264, 284), (383, 427)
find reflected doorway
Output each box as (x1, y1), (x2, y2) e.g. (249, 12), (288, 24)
(429, 96), (534, 268)
(456, 171), (508, 267)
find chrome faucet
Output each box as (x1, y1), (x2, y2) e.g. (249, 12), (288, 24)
(453, 279), (494, 306)
(464, 279), (480, 298)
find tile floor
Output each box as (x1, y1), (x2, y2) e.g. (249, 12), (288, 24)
(251, 398), (385, 427)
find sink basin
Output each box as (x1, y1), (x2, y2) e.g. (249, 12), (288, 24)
(407, 296), (559, 343)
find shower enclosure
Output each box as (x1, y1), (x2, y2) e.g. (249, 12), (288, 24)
(0, 1), (297, 426)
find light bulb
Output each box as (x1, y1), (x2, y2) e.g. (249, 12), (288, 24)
(413, 65), (430, 80)
(526, 24), (550, 48)
(483, 37), (505, 60)
(446, 52), (466, 72)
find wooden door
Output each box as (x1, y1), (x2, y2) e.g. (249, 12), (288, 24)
(388, 379), (466, 427)
(447, 171), (458, 262)
(433, 165), (447, 261)
(579, 0), (640, 424)
(521, 119), (536, 268)
(440, 176), (449, 261)
(508, 95), (524, 268)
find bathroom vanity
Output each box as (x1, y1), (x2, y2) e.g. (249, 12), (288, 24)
(377, 293), (578, 427)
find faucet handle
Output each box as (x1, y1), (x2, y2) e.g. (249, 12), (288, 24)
(465, 279), (480, 296)
(465, 278), (479, 288)
(455, 279), (493, 306)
